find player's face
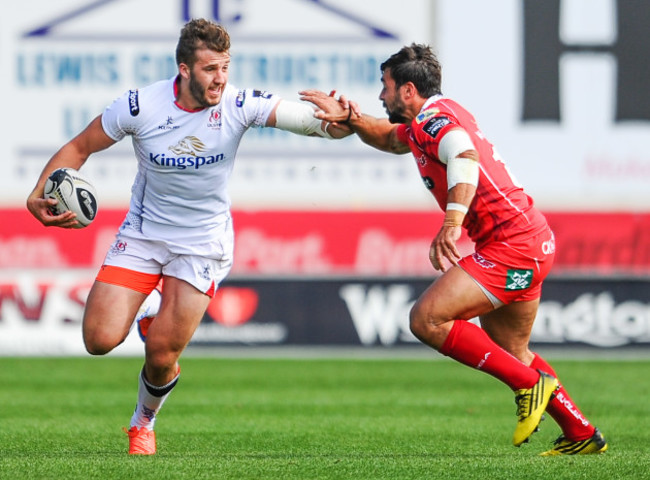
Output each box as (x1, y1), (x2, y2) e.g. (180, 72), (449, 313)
(379, 69), (408, 124)
(187, 48), (230, 108)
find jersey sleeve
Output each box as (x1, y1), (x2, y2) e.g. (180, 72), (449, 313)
(237, 88), (281, 128)
(101, 89), (142, 141)
(396, 124), (410, 144)
(412, 113), (463, 158)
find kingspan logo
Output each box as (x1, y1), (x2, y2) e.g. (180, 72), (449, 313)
(170, 136), (207, 156)
(149, 136), (224, 170)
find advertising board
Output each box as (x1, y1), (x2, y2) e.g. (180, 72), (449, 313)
(1, 274), (648, 355)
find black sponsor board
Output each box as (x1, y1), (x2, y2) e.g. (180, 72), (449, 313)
(191, 277), (650, 348)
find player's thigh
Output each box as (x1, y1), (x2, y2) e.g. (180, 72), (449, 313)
(413, 266), (494, 324)
(145, 276), (212, 355)
(83, 280), (148, 350)
(479, 299), (539, 362)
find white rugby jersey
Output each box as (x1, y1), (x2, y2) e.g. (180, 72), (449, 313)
(101, 75), (280, 252)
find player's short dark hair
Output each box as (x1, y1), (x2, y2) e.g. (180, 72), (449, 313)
(176, 18), (231, 68)
(380, 44), (442, 97)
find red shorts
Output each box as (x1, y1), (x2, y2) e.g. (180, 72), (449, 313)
(458, 227), (555, 304)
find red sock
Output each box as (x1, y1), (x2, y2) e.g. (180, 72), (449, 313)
(439, 320), (539, 390)
(530, 354), (595, 441)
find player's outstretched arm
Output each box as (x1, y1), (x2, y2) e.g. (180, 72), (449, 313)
(300, 89), (409, 155)
(27, 115), (116, 228)
(266, 99), (352, 139)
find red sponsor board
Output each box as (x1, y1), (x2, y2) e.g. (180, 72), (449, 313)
(2, 209), (649, 274)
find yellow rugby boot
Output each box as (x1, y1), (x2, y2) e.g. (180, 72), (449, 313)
(512, 370), (559, 446)
(540, 427), (608, 456)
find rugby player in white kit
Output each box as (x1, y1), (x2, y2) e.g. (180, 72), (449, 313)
(26, 19), (350, 455)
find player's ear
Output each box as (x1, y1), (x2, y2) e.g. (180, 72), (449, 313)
(178, 63), (191, 80)
(402, 82), (417, 99)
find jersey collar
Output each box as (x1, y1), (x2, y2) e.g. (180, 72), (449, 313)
(421, 94), (443, 112)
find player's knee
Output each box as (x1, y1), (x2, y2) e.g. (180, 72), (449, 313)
(145, 343), (182, 372)
(409, 299), (433, 339)
(408, 299), (448, 344)
(83, 334), (118, 356)
(82, 322), (126, 355)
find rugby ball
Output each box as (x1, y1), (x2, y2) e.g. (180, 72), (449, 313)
(43, 168), (98, 228)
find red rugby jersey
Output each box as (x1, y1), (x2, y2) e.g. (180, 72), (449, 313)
(396, 96), (548, 246)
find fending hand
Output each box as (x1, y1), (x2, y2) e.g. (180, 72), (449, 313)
(300, 89), (353, 124)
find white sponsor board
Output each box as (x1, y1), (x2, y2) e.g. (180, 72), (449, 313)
(4, 1), (649, 211)
(434, 0), (650, 211)
(1, 0), (433, 209)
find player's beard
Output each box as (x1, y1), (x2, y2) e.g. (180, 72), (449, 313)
(388, 110), (408, 124)
(385, 99), (408, 124)
(189, 74), (220, 108)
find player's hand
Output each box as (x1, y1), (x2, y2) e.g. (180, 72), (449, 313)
(429, 225), (462, 272)
(336, 94), (361, 119)
(26, 194), (79, 228)
(300, 89), (352, 125)
(346, 98), (362, 118)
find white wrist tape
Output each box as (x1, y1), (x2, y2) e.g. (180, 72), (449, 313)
(446, 203), (469, 214)
(274, 100), (333, 139)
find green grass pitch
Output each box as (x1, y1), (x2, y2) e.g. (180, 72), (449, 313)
(0, 355), (649, 479)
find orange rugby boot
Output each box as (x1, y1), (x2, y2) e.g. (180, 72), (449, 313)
(124, 426), (156, 455)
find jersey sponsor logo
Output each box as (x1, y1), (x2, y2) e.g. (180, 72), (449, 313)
(236, 90), (246, 107)
(505, 269), (533, 290)
(149, 152), (225, 170)
(423, 116), (451, 139)
(128, 89), (140, 117)
(148, 136), (225, 170)
(169, 136), (207, 156)
(158, 116), (179, 131)
(252, 89), (273, 99)
(415, 108), (438, 124)
(208, 109), (222, 129)
(421, 176), (434, 190)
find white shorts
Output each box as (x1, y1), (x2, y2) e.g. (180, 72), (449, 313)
(99, 225), (234, 296)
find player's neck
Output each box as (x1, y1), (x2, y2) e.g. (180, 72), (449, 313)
(402, 97), (428, 122)
(173, 76), (205, 113)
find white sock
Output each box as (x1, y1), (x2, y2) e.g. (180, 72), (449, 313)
(130, 367), (179, 430)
